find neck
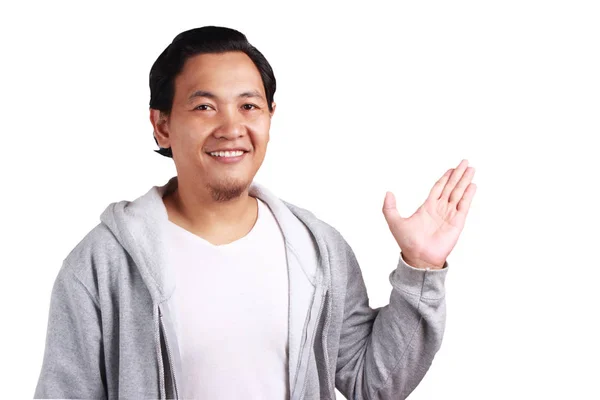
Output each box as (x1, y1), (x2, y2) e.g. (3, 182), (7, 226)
(162, 176), (258, 244)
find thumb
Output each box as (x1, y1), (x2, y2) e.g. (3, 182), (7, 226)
(382, 191), (402, 223)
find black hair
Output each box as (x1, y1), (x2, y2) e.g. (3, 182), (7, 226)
(149, 26), (277, 158)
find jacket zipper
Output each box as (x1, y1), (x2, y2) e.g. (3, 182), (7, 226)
(298, 284), (328, 399)
(159, 310), (178, 399)
(292, 314), (310, 393)
(321, 289), (333, 398)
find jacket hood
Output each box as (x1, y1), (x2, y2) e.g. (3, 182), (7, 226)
(99, 176), (325, 304)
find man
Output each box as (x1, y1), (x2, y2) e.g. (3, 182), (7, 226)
(34, 26), (476, 399)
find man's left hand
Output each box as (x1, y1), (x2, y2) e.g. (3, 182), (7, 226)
(382, 159), (477, 270)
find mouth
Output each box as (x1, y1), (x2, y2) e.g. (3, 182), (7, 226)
(205, 150), (249, 164)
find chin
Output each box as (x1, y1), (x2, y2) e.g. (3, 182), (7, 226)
(205, 176), (252, 202)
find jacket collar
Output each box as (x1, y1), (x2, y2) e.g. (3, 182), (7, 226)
(100, 176), (323, 303)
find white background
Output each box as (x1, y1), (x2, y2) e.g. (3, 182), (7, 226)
(1, 0), (599, 398)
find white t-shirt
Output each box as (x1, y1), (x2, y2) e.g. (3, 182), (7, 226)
(166, 198), (290, 400)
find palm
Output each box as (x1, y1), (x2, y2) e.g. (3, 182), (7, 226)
(383, 160), (477, 269)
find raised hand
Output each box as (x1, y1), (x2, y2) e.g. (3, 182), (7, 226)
(382, 159), (477, 269)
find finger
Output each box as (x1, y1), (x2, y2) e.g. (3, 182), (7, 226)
(457, 183), (477, 215)
(428, 168), (453, 201)
(382, 191), (402, 221)
(449, 166), (476, 205)
(440, 159), (469, 202)
(383, 191), (396, 210)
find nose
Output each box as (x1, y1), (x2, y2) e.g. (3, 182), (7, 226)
(214, 107), (245, 140)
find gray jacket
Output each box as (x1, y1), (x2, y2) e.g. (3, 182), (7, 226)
(34, 176), (448, 399)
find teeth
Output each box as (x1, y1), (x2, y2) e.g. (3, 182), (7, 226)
(209, 150), (245, 157)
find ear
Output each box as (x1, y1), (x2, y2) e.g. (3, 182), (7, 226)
(269, 101), (276, 117)
(150, 109), (171, 149)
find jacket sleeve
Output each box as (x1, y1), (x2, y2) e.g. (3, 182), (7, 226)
(334, 242), (448, 400)
(34, 261), (107, 399)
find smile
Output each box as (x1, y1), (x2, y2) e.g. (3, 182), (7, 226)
(209, 150), (245, 157)
(206, 150), (248, 164)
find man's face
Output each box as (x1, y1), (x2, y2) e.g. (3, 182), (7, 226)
(154, 51), (275, 201)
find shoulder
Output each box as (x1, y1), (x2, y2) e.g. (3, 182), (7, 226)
(282, 201), (340, 234)
(59, 222), (128, 282)
(282, 200), (351, 253)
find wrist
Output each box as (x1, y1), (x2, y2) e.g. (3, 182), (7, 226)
(401, 252), (445, 270)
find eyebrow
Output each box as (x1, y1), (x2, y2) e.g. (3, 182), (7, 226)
(187, 90), (265, 103)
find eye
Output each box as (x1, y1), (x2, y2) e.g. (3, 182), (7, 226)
(242, 104), (258, 111)
(194, 104), (212, 111)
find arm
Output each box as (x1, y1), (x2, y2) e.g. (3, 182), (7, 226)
(336, 159), (475, 399)
(34, 262), (106, 399)
(335, 245), (447, 400)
